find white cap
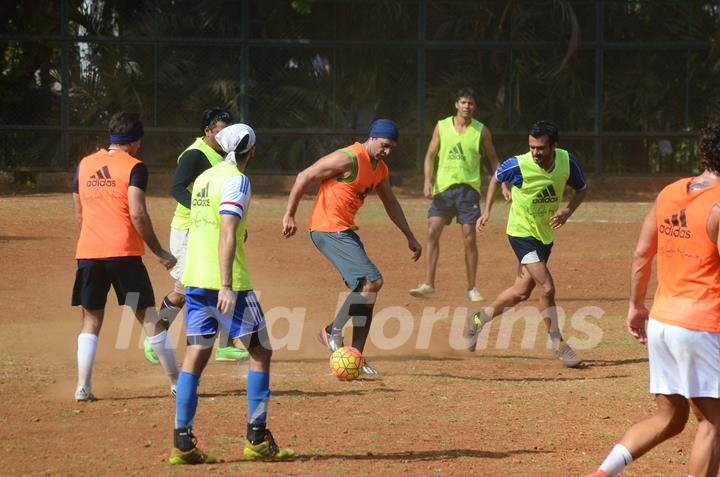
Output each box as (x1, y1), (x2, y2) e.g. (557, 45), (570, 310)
(216, 123), (256, 164)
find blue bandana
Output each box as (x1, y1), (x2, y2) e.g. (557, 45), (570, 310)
(368, 119), (399, 142)
(109, 121), (144, 145)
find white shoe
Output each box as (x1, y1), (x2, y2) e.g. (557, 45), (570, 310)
(410, 283), (435, 298)
(467, 288), (483, 302)
(171, 384), (177, 397)
(554, 342), (582, 368)
(75, 386), (96, 402)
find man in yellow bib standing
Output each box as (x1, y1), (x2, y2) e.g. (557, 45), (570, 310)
(465, 120), (587, 368)
(410, 88), (508, 302)
(169, 124), (294, 464)
(282, 119), (422, 377)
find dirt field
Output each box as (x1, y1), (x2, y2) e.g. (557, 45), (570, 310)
(0, 191), (699, 476)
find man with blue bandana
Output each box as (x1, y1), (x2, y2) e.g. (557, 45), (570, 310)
(282, 119), (422, 377)
(71, 111), (179, 401)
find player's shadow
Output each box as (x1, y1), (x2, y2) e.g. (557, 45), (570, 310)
(198, 387), (400, 399)
(272, 355), (464, 364)
(401, 372), (631, 383)
(0, 235), (54, 242)
(98, 393), (176, 401)
(292, 447), (552, 462)
(582, 357), (646, 367)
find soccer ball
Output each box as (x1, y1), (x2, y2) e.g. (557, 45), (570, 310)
(329, 346), (364, 381)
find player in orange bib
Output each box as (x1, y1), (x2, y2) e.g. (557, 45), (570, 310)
(586, 121), (720, 477)
(282, 119), (422, 377)
(72, 112), (179, 402)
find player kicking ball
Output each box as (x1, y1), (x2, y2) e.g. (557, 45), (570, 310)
(169, 123), (294, 464)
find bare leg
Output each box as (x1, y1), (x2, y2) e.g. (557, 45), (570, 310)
(461, 222), (478, 291)
(688, 397), (720, 477)
(483, 264), (535, 320)
(521, 261), (559, 337)
(619, 394), (689, 460)
(424, 217), (445, 288)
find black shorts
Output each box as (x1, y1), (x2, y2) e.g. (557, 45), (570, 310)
(507, 236), (554, 264)
(428, 184), (481, 225)
(71, 257), (155, 310)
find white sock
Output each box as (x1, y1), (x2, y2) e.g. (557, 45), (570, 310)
(599, 443), (633, 476)
(77, 333), (98, 390)
(148, 330), (179, 385)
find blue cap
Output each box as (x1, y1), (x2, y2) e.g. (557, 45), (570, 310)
(368, 119), (399, 142)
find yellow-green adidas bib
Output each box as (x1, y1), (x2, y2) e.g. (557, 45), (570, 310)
(170, 138), (225, 230)
(506, 149), (570, 244)
(182, 162), (251, 291)
(433, 117), (483, 194)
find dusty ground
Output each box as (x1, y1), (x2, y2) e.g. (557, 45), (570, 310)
(0, 191), (699, 476)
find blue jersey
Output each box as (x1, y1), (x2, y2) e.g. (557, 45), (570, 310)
(495, 153), (587, 191)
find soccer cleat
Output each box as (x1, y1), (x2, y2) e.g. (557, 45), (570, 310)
(409, 283), (435, 298)
(243, 430), (295, 460)
(215, 346), (250, 361)
(360, 360), (383, 377)
(144, 337), (159, 365)
(554, 342), (583, 368)
(316, 326), (343, 352)
(168, 447), (218, 465)
(74, 386), (96, 402)
(463, 310), (488, 352)
(467, 287), (483, 302)
(584, 471), (609, 477)
(171, 384), (177, 397)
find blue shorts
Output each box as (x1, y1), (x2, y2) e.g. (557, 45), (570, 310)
(428, 184), (481, 225)
(184, 287), (266, 338)
(310, 230), (382, 290)
(508, 236), (553, 264)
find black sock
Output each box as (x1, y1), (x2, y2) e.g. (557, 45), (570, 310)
(174, 427), (195, 452)
(331, 292), (369, 334)
(351, 304), (374, 352)
(159, 295), (183, 325)
(247, 422), (267, 444)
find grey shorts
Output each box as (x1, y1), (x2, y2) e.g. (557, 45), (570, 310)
(310, 230), (382, 290)
(428, 184), (481, 225)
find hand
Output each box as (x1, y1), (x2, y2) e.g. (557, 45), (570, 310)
(423, 182), (433, 200)
(408, 236), (422, 261)
(217, 286), (237, 315)
(156, 250), (176, 270)
(550, 208), (571, 229)
(476, 213), (489, 231)
(501, 183), (512, 203)
(281, 213), (297, 238)
(626, 305), (649, 344)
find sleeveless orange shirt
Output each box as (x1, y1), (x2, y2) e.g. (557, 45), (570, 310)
(651, 178), (720, 332)
(309, 142), (389, 232)
(75, 149), (145, 259)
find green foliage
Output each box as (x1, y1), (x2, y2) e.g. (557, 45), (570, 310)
(1, 0), (719, 173)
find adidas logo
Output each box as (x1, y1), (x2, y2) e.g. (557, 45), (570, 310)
(86, 165), (116, 187)
(658, 208), (691, 239)
(447, 142), (466, 161)
(531, 185), (558, 204)
(191, 182), (211, 207)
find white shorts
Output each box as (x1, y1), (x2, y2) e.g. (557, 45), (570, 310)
(648, 317), (720, 399)
(169, 227), (188, 288)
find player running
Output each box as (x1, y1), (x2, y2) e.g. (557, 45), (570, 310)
(465, 120), (587, 368)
